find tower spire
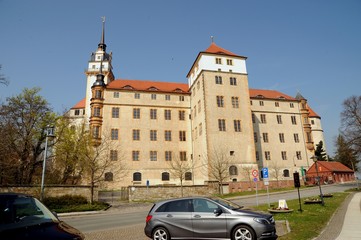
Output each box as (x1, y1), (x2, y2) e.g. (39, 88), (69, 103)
(98, 16), (106, 51)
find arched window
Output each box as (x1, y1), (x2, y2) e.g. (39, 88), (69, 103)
(283, 169), (290, 177)
(104, 172), (113, 181)
(162, 172), (170, 181)
(133, 172), (142, 181)
(185, 172), (192, 181)
(229, 165), (238, 175)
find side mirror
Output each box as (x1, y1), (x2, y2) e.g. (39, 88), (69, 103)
(214, 208), (223, 216)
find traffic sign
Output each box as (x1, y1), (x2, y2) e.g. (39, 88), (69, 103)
(262, 167), (269, 179)
(253, 177), (258, 182)
(252, 169), (259, 177)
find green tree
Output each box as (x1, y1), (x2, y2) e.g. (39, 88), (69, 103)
(315, 141), (327, 160)
(334, 134), (359, 172)
(0, 88), (56, 184)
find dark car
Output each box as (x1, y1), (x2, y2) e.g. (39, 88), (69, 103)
(145, 196), (277, 240)
(0, 193), (84, 240)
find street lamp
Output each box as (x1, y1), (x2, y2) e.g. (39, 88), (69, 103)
(40, 126), (55, 201)
(311, 155), (324, 206)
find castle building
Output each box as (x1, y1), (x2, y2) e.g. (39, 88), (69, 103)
(68, 22), (326, 189)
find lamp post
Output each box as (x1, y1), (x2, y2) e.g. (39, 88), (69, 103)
(40, 126), (55, 201)
(311, 155), (324, 206)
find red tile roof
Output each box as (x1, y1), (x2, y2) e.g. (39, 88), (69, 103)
(308, 107), (320, 118)
(249, 89), (296, 101)
(71, 98), (85, 109)
(307, 161), (354, 174)
(204, 42), (239, 57)
(107, 79), (190, 93)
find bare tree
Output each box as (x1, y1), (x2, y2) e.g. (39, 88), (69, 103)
(0, 65), (9, 86)
(82, 132), (127, 204)
(241, 164), (254, 187)
(207, 146), (233, 195)
(168, 153), (193, 197)
(268, 161), (283, 187)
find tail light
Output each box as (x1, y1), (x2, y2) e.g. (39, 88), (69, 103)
(146, 215), (153, 223)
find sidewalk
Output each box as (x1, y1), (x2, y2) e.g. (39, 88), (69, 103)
(315, 192), (361, 240)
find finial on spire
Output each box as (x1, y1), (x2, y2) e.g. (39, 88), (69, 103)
(211, 36), (214, 43)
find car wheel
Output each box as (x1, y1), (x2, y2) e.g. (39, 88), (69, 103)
(232, 225), (256, 240)
(152, 227), (171, 240)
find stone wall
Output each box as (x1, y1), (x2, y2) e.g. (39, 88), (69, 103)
(228, 180), (296, 193)
(128, 185), (218, 202)
(0, 185), (96, 202)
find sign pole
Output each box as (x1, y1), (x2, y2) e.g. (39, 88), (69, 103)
(267, 185), (270, 207)
(255, 180), (258, 206)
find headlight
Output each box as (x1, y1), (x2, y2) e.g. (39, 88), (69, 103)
(254, 217), (271, 225)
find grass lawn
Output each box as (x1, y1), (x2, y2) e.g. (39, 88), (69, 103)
(252, 192), (350, 240)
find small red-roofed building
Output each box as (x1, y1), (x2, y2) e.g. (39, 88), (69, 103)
(306, 161), (355, 185)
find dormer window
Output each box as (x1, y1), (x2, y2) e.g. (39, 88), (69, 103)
(148, 87), (159, 91)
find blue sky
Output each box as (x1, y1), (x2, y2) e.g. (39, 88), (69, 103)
(1, 0), (360, 157)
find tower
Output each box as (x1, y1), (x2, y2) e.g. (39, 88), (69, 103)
(84, 17), (114, 122)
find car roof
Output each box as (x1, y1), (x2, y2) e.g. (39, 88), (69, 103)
(0, 192), (31, 198)
(154, 196), (212, 204)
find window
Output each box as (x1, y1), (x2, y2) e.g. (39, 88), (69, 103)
(134, 93), (140, 99)
(217, 96), (224, 107)
(260, 114), (267, 123)
(199, 123), (202, 136)
(275, 102), (279, 107)
(290, 103), (294, 108)
(93, 107), (101, 117)
(279, 133), (285, 143)
(291, 116), (297, 125)
(133, 108), (140, 119)
(296, 151), (302, 160)
(150, 109), (157, 119)
(113, 92), (120, 98)
(250, 100), (253, 105)
(215, 57), (222, 64)
(307, 132), (312, 142)
(198, 100), (201, 113)
(112, 107), (119, 118)
(132, 151), (140, 161)
(218, 119), (226, 131)
(254, 132), (258, 142)
(150, 151), (157, 161)
(229, 165), (238, 175)
(111, 129), (118, 140)
(283, 169), (290, 177)
(215, 76), (223, 84)
(259, 101), (264, 106)
(165, 95), (170, 100)
(150, 130), (157, 141)
(180, 151), (187, 161)
(95, 90), (102, 99)
(162, 172), (170, 181)
(276, 115), (282, 124)
(74, 109), (80, 116)
(179, 131), (186, 141)
(179, 96), (184, 101)
(311, 120), (315, 125)
(133, 129), (140, 141)
(227, 59), (233, 65)
(265, 151), (271, 160)
(231, 97), (239, 108)
(294, 133), (300, 143)
(151, 94), (157, 100)
(133, 172), (142, 181)
(179, 110), (185, 120)
(262, 133), (269, 143)
(185, 172), (192, 181)
(252, 113), (256, 123)
(281, 151), (287, 160)
(304, 117), (308, 124)
(165, 151), (172, 161)
(234, 120), (241, 132)
(230, 77), (237, 85)
(104, 172), (113, 181)
(255, 151), (259, 161)
(110, 150), (118, 161)
(164, 110), (171, 120)
(165, 130), (172, 141)
(93, 126), (100, 139)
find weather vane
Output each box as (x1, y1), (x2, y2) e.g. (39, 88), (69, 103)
(101, 16), (106, 23)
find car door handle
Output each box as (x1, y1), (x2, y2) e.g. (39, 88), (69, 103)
(166, 214), (173, 218)
(193, 215), (201, 218)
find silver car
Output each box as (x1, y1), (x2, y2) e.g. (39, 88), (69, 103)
(144, 196), (277, 240)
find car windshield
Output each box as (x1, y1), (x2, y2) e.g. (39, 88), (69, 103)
(210, 197), (243, 210)
(0, 195), (58, 231)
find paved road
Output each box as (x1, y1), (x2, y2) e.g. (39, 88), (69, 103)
(60, 182), (357, 239)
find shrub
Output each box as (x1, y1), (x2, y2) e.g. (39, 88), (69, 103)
(43, 194), (88, 209)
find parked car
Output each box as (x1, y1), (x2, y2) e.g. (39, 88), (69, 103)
(0, 193), (84, 240)
(145, 196), (277, 240)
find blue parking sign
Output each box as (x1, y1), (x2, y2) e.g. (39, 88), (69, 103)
(262, 168), (269, 179)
